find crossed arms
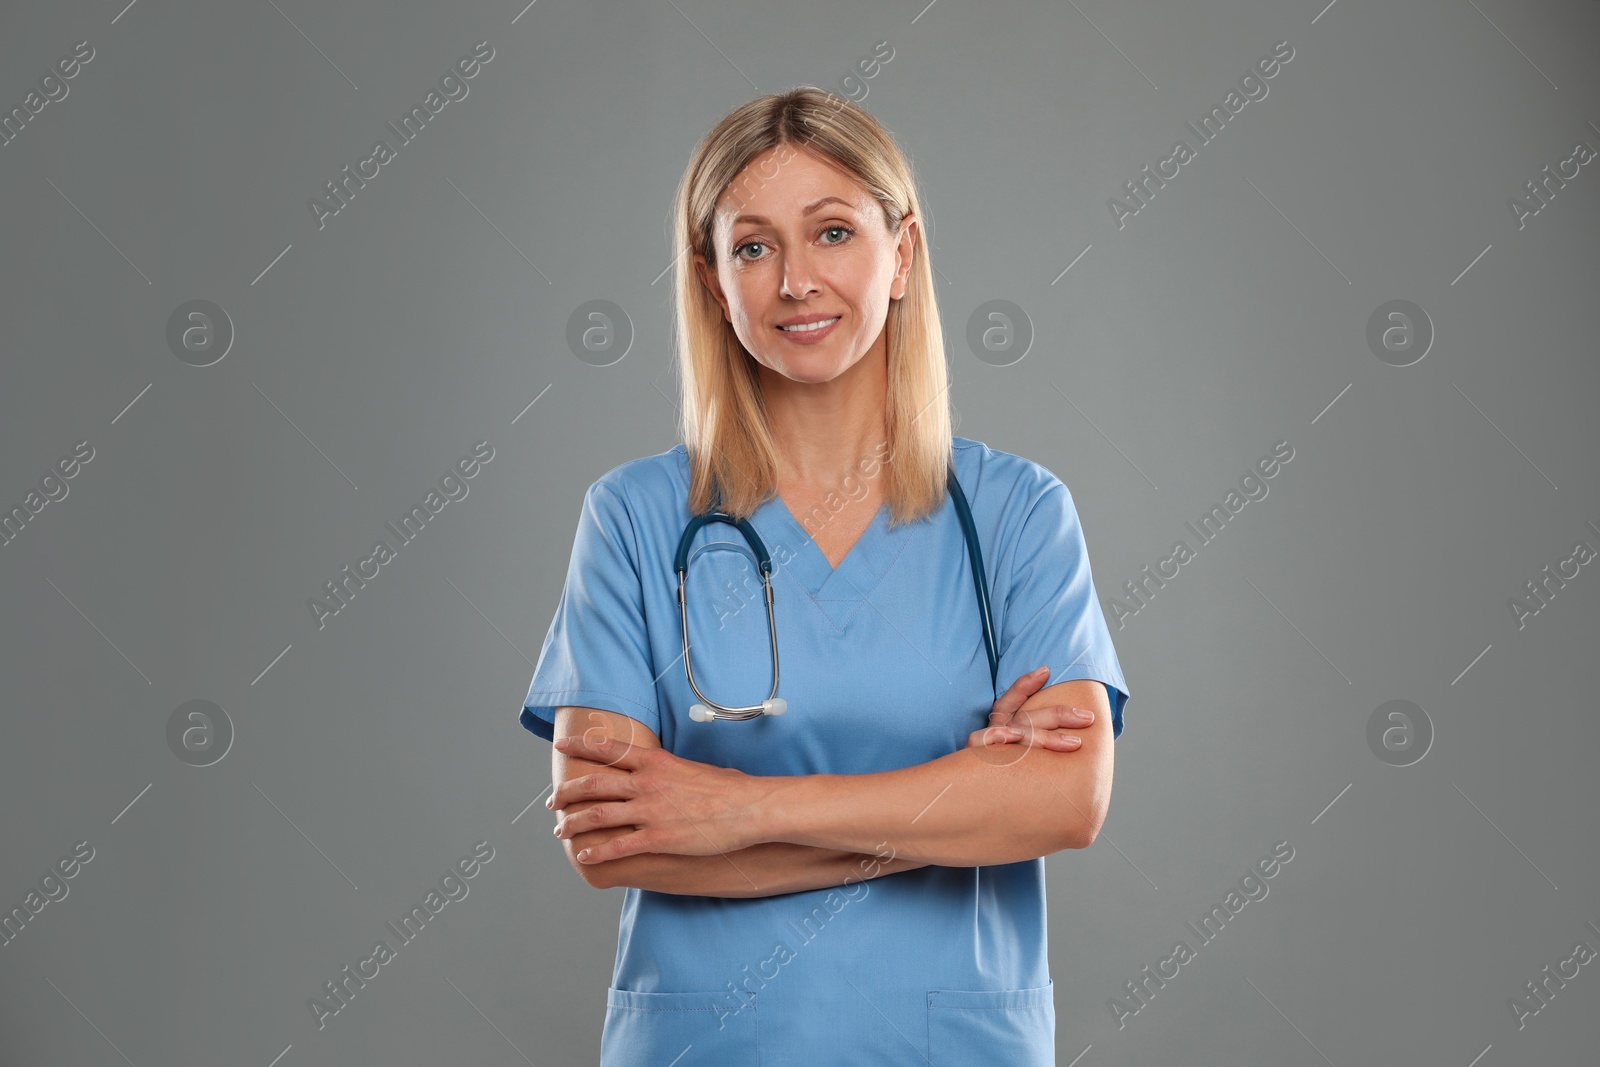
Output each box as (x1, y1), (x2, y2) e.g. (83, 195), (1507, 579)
(544, 672), (1115, 899)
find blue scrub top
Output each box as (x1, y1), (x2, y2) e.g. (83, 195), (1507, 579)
(520, 437), (1130, 1066)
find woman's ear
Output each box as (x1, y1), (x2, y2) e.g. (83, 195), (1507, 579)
(891, 214), (917, 300)
(692, 252), (732, 322)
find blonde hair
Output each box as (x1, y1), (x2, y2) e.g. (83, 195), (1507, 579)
(671, 86), (952, 529)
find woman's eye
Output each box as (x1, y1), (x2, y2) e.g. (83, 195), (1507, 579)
(733, 226), (854, 262)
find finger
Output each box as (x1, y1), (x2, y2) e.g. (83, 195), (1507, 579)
(1014, 704), (1095, 731)
(549, 772), (634, 811)
(574, 829), (654, 865)
(554, 732), (643, 768)
(990, 666), (1051, 723)
(555, 801), (629, 839)
(998, 720), (1088, 752)
(966, 725), (1024, 749)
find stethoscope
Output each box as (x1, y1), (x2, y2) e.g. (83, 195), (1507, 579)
(673, 466), (998, 722)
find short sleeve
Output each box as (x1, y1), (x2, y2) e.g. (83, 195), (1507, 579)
(996, 481), (1130, 738)
(517, 480), (662, 743)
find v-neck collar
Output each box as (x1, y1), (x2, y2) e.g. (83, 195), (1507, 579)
(753, 493), (908, 629)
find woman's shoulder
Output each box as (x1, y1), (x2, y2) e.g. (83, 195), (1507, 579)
(585, 443), (689, 509)
(951, 436), (1071, 511)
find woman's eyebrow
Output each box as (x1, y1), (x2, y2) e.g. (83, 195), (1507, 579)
(731, 196), (855, 227)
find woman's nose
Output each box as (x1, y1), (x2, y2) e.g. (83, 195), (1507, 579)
(780, 249), (819, 298)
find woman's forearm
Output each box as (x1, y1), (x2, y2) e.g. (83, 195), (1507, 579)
(581, 838), (926, 898)
(747, 683), (1115, 866)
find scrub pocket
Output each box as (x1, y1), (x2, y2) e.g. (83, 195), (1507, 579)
(601, 987), (758, 1067)
(925, 980), (1055, 1066)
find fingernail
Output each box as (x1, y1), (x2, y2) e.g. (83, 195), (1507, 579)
(1032, 666), (1048, 677)
(576, 849), (591, 862)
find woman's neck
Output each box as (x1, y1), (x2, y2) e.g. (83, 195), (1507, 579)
(757, 347), (889, 490)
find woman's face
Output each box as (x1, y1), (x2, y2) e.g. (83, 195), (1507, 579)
(694, 145), (916, 386)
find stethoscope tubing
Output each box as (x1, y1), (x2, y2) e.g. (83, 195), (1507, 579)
(675, 464), (998, 722)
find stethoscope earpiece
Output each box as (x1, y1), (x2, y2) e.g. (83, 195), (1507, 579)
(689, 698), (785, 722)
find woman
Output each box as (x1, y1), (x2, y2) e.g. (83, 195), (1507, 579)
(520, 86), (1130, 1065)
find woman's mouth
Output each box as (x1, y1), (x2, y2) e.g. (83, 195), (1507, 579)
(775, 316), (840, 343)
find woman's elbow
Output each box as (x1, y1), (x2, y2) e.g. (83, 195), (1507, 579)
(563, 830), (639, 889)
(1065, 810), (1106, 850)
(1064, 788), (1111, 850)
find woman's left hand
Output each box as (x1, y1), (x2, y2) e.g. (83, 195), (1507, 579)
(548, 733), (761, 863)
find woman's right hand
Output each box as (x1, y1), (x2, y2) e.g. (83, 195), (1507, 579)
(965, 665), (1096, 754)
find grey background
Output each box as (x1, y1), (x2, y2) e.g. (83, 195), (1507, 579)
(2, 0), (1597, 1064)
